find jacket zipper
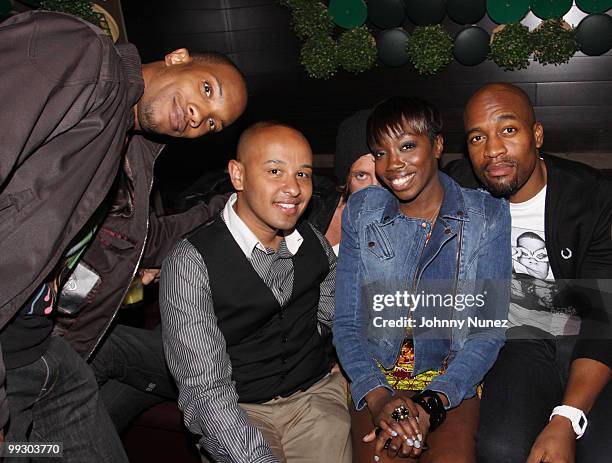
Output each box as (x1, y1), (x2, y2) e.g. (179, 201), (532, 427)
(86, 146), (163, 360)
(397, 219), (463, 371)
(442, 221), (463, 370)
(390, 221), (434, 367)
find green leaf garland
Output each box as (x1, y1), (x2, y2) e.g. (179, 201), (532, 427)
(281, 0), (590, 77)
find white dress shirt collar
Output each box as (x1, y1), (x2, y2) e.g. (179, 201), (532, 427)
(222, 193), (304, 258)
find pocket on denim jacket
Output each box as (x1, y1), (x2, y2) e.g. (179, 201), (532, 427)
(365, 223), (395, 260)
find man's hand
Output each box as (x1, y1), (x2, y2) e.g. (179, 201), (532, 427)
(527, 416), (576, 463)
(139, 268), (161, 285)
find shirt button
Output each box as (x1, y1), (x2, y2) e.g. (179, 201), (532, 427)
(383, 216), (390, 221)
(282, 336), (288, 343)
(445, 228), (451, 234)
(421, 222), (428, 228)
(281, 358), (287, 364)
(457, 210), (464, 217)
(368, 241), (376, 247)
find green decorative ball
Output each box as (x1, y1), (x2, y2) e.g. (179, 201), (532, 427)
(530, 0), (573, 20)
(337, 26), (377, 74)
(489, 23), (533, 71)
(532, 19), (577, 66)
(406, 25), (453, 75)
(328, 0), (367, 29)
(300, 34), (339, 79)
(576, 0), (612, 14)
(487, 0), (530, 24)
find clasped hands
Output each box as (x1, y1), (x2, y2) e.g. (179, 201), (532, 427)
(364, 395), (430, 461)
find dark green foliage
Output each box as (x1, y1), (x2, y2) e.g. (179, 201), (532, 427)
(337, 26), (377, 74)
(300, 33), (338, 79)
(489, 23), (533, 71)
(532, 19), (577, 66)
(406, 25), (453, 75)
(40, 0), (109, 34)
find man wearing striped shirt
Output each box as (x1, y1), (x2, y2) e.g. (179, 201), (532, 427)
(160, 122), (351, 462)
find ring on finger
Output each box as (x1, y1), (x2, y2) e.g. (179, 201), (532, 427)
(391, 405), (411, 422)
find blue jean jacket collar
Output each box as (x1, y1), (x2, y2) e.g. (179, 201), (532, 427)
(379, 172), (469, 229)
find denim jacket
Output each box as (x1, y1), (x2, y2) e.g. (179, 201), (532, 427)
(333, 172), (511, 410)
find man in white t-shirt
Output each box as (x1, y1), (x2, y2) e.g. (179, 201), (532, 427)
(456, 83), (612, 463)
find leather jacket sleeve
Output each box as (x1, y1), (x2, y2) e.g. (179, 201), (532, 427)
(0, 344), (6, 429)
(141, 193), (231, 268)
(572, 178), (612, 369)
(0, 11), (122, 187)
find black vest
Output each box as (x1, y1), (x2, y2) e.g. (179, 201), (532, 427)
(188, 216), (331, 403)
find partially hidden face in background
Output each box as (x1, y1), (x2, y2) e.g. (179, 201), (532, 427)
(347, 153), (379, 194)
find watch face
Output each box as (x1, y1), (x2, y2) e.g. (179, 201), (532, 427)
(487, 0), (530, 24)
(552, 406), (588, 437)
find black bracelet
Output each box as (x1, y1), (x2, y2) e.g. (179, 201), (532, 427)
(411, 390), (446, 432)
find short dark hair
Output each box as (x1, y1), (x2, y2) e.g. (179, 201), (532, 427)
(191, 51), (236, 67)
(367, 96), (443, 149)
(190, 51), (247, 88)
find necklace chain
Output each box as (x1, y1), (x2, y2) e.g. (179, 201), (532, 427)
(425, 202), (443, 245)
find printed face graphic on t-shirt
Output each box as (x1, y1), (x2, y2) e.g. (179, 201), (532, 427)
(513, 232), (549, 279)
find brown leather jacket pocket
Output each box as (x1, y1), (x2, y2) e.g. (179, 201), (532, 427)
(0, 189), (34, 238)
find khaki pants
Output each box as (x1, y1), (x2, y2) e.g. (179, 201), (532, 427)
(239, 372), (352, 463)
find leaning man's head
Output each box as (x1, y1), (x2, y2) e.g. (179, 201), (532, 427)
(463, 83), (544, 198)
(229, 122), (313, 236)
(136, 48), (248, 138)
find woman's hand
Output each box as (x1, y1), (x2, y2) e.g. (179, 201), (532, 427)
(410, 403), (431, 458)
(364, 389), (427, 460)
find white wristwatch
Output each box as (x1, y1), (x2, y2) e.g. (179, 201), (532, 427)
(550, 405), (588, 439)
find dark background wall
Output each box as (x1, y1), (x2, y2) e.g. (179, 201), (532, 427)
(120, 0), (612, 203)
